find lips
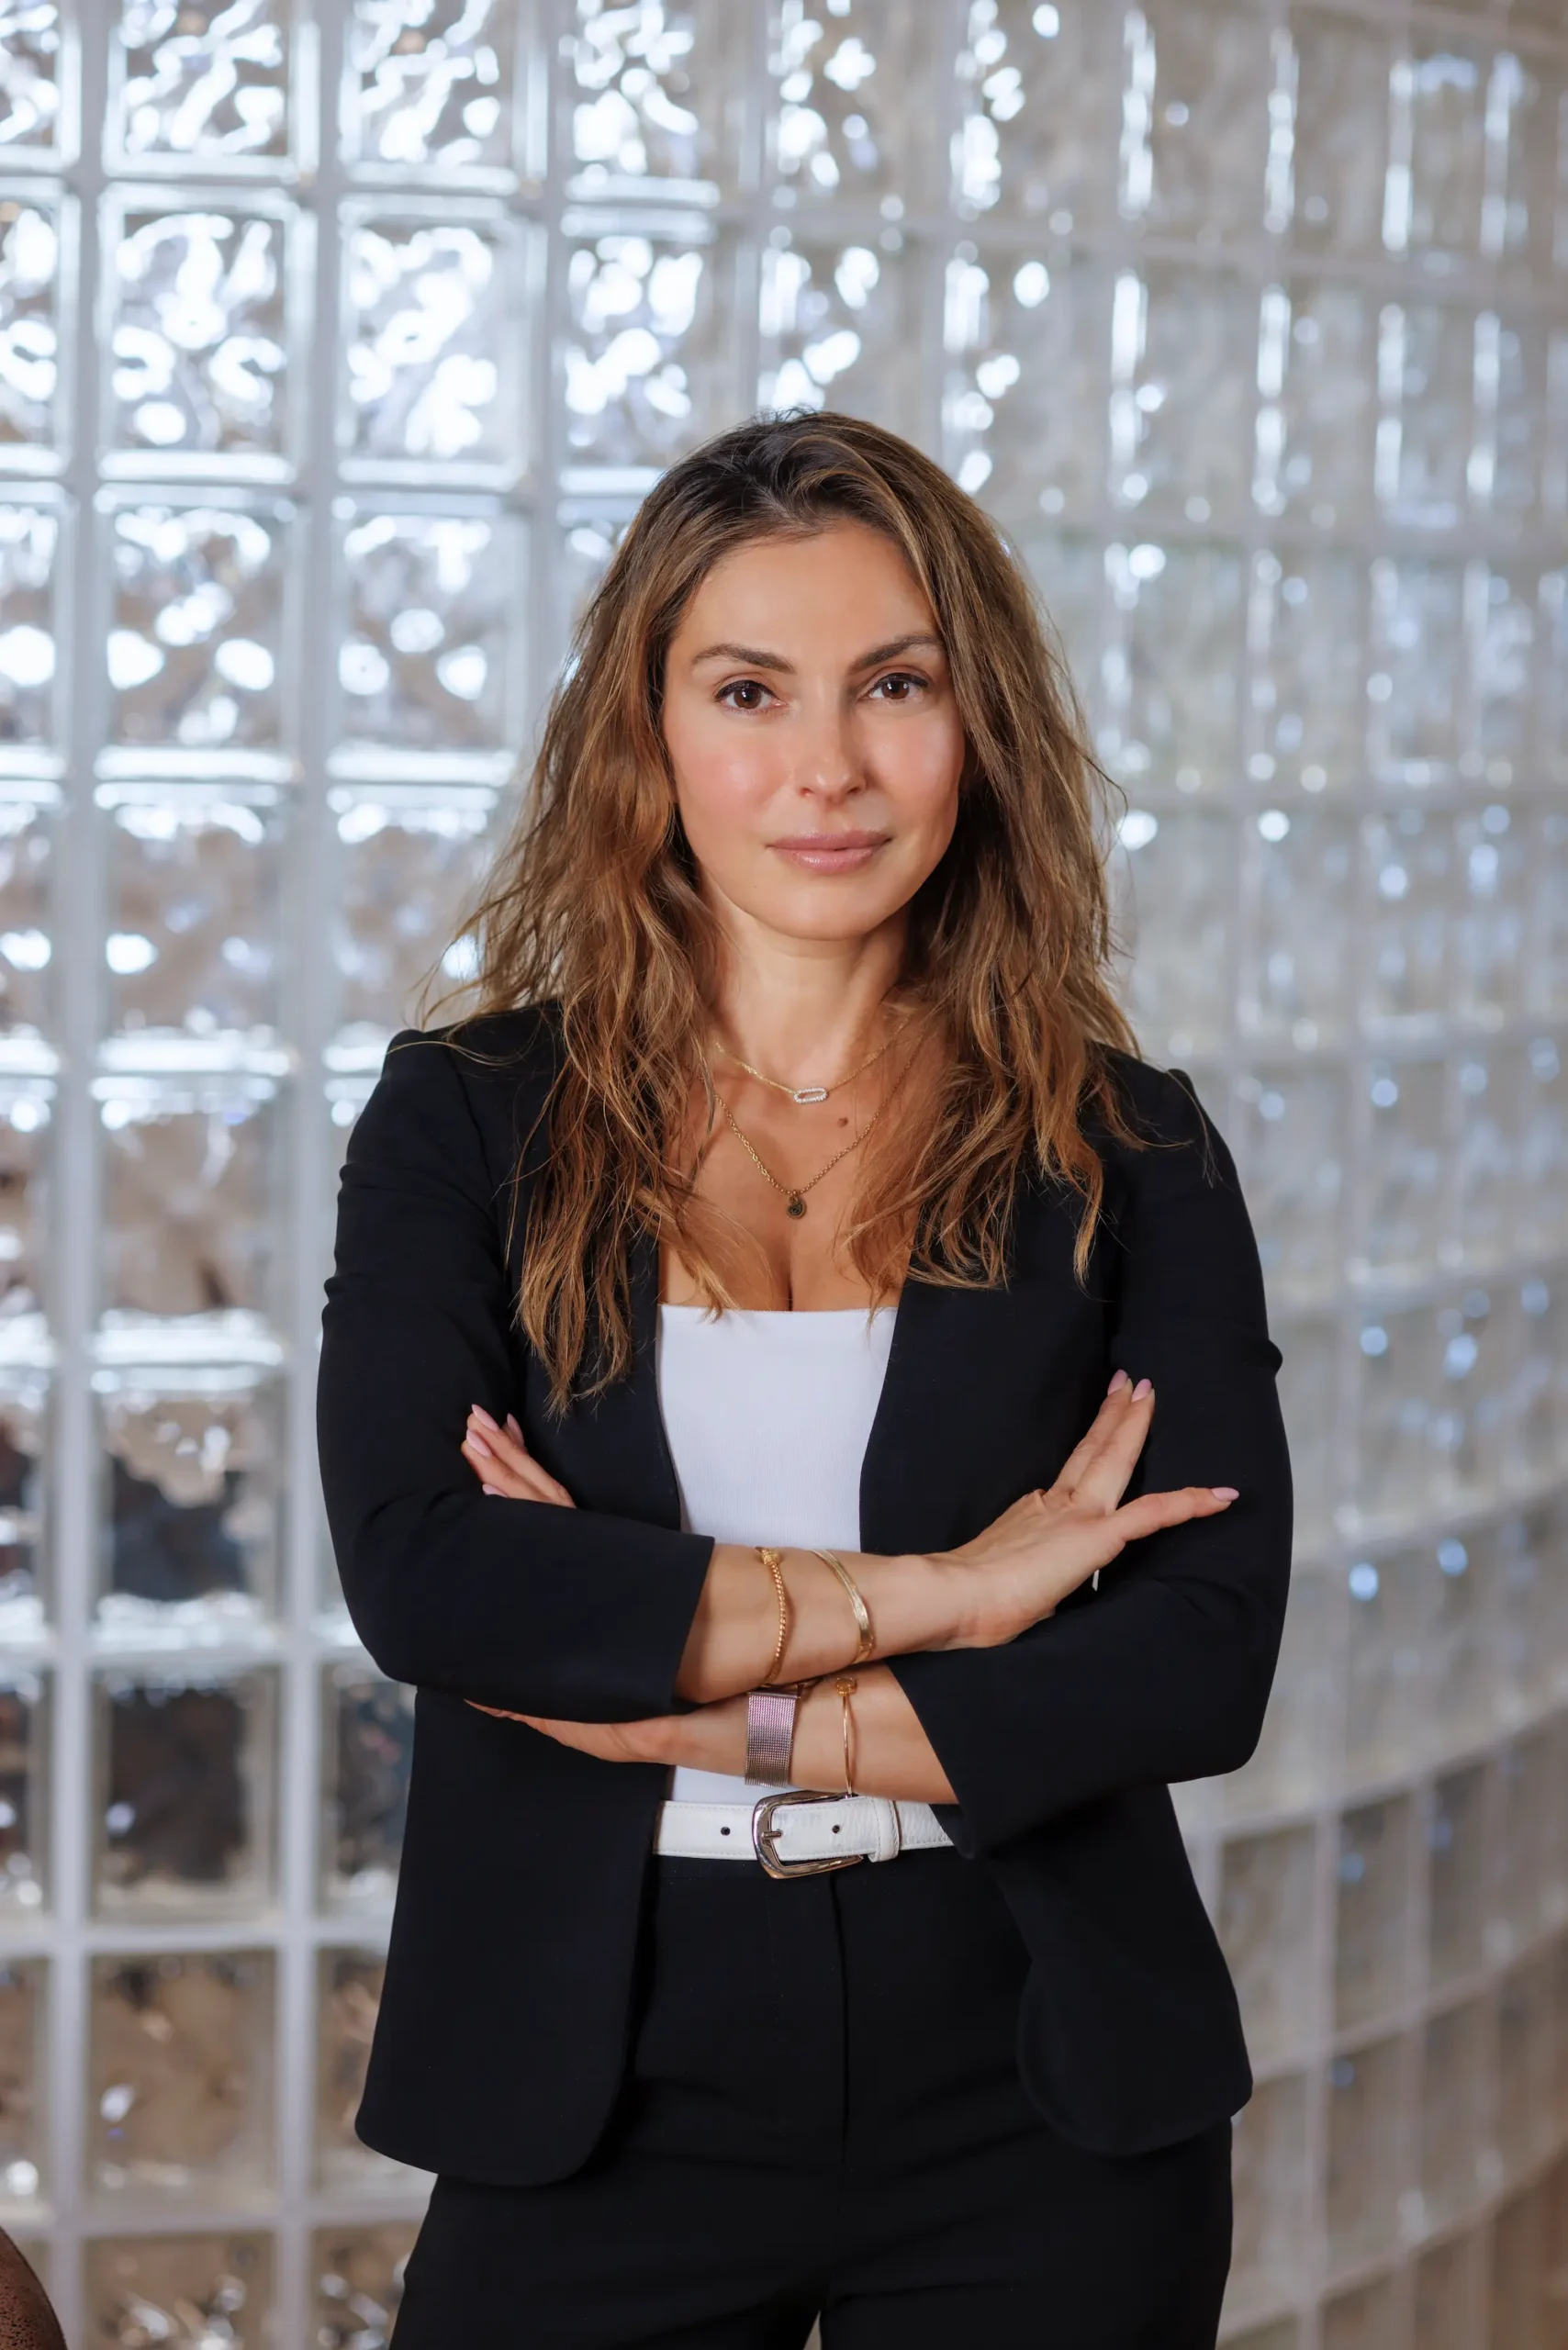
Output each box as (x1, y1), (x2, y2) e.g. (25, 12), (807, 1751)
(769, 831), (890, 870)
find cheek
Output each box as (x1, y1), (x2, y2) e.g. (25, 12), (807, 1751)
(667, 717), (778, 850)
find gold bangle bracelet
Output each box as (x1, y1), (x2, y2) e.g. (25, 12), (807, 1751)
(811, 1548), (875, 1669)
(755, 1545), (790, 1685)
(833, 1673), (858, 1795)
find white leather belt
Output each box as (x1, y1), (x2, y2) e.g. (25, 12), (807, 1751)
(655, 1790), (952, 1879)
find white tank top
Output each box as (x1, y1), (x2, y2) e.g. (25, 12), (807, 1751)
(655, 1302), (897, 1805)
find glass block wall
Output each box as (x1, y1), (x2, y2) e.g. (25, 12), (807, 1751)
(0, 1), (1565, 2343)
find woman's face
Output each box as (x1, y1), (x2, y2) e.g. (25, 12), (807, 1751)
(660, 521), (966, 946)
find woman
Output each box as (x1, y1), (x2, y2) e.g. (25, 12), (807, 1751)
(318, 411), (1292, 2347)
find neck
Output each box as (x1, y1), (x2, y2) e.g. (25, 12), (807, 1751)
(707, 927), (907, 1087)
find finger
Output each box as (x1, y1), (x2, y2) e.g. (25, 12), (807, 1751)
(1068, 1382), (1156, 1511)
(460, 1437), (557, 1502)
(1111, 1485), (1236, 1544)
(465, 1700), (530, 1721)
(467, 1407), (532, 1473)
(1053, 1375), (1142, 1494)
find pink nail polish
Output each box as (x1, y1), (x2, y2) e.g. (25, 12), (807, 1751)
(1107, 1368), (1129, 1393)
(1132, 1378), (1152, 1401)
(467, 1430), (493, 1458)
(470, 1405), (498, 1431)
(1212, 1486), (1239, 1501)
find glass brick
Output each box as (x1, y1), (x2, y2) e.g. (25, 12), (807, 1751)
(1353, 1052), (1446, 1285)
(1228, 2072), (1310, 2304)
(1114, 0), (1272, 241)
(1497, 1956), (1554, 2179)
(342, 208), (530, 483)
(103, 498), (292, 774)
(1372, 298), (1478, 535)
(1236, 1062), (1347, 1305)
(766, 0), (946, 211)
(1366, 557), (1465, 787)
(952, 0), (1117, 233)
(97, 1074), (282, 1326)
(1342, 1547), (1428, 1792)
(1248, 552), (1364, 794)
(1103, 543), (1245, 791)
(1428, 1763), (1493, 1992)
(942, 247), (1106, 525)
(100, 785), (284, 1048)
(333, 506), (525, 780)
(313, 2222), (419, 2350)
(1335, 1796), (1414, 2034)
(1453, 801), (1526, 1023)
(1217, 1826), (1318, 2066)
(1326, 2037), (1413, 2273)
(1519, 1035), (1568, 1253)
(95, 1370), (278, 1621)
(315, 1949), (412, 2192)
(88, 1949), (274, 2199)
(560, 219), (734, 478)
(1222, 1563), (1333, 1818)
(0, 1374), (47, 1633)
(85, 2232), (274, 2350)
(758, 230), (928, 444)
(1111, 803), (1236, 1059)
(565, 0), (745, 202)
(0, 0), (68, 162)
(1454, 1045), (1518, 1269)
(93, 1667), (276, 1920)
(1015, 528), (1103, 722)
(553, 501), (633, 640)
(321, 1663), (413, 1912)
(1389, 36), (1493, 267)
(1528, 808), (1568, 1014)
(1361, 809), (1450, 1035)
(1240, 804), (1356, 1046)
(1320, 2277), (1403, 2350)
(103, 196), (302, 479)
(1540, 569), (1568, 786)
(344, 0), (522, 181)
(1282, 10), (1393, 254)
(1420, 1996), (1493, 2222)
(326, 785), (497, 1056)
(1274, 1317), (1338, 1550)
(1414, 2232), (1483, 2350)
(1428, 1539), (1497, 1760)
(1107, 267), (1258, 525)
(1484, 312), (1564, 535)
(1471, 572), (1537, 789)
(1353, 1303), (1449, 1534)
(0, 785), (54, 1043)
(0, 189), (65, 470)
(108, 0), (294, 171)
(1490, 2184), (1549, 2349)
(1260, 282), (1377, 532)
(0, 1082), (50, 1345)
(0, 1672), (45, 1915)
(0, 1955), (43, 2202)
(0, 498), (59, 759)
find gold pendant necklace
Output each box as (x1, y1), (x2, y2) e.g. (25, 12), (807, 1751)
(709, 1021), (903, 1107)
(712, 1044), (913, 1218)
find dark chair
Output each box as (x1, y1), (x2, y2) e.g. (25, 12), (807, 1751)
(0, 2230), (64, 2350)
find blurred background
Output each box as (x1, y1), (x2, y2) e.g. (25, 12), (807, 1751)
(0, 0), (1566, 2343)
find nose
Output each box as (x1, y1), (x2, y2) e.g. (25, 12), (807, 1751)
(790, 694), (861, 801)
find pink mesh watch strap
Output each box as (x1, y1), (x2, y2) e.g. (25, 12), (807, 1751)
(744, 1685), (801, 1785)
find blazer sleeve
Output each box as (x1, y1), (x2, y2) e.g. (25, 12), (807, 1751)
(889, 1069), (1294, 1857)
(316, 1029), (716, 1720)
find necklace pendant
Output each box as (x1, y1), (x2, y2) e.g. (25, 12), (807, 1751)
(791, 1085), (829, 1105)
(785, 1192), (807, 1219)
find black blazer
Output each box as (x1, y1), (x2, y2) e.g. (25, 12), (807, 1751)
(317, 1006), (1292, 2183)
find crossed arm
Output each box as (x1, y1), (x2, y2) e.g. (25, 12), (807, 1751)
(458, 1373), (1237, 1804)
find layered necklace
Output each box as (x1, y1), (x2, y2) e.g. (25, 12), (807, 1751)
(703, 1015), (918, 1221)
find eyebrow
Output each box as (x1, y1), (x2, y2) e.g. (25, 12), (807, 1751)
(686, 631), (945, 673)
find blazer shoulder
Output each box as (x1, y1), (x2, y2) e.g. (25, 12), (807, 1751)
(1090, 1048), (1214, 1154)
(364, 1004), (562, 1183)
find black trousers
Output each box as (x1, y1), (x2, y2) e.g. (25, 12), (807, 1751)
(393, 1846), (1233, 2348)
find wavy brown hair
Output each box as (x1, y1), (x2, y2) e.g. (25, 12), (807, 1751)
(426, 410), (1140, 1415)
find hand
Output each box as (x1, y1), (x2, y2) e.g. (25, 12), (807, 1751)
(461, 1405), (576, 1505)
(467, 1691), (748, 1773)
(934, 1370), (1238, 1651)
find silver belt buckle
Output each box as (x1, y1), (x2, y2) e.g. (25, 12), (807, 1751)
(751, 1789), (867, 1879)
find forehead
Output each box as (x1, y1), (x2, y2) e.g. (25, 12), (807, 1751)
(674, 522), (935, 638)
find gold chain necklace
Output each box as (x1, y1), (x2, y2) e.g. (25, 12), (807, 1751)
(713, 1047), (913, 1220)
(709, 1022), (902, 1107)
